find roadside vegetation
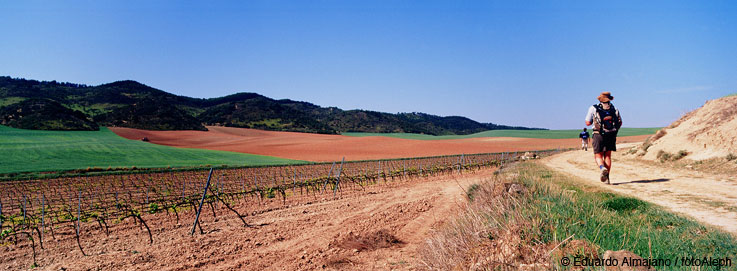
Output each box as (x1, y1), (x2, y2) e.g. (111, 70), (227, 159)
(624, 143), (737, 178)
(420, 162), (737, 270)
(656, 149), (690, 162)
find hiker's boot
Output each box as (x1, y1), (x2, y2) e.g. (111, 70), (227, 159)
(600, 168), (608, 183)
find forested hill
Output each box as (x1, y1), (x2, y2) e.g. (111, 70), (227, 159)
(0, 76), (544, 134)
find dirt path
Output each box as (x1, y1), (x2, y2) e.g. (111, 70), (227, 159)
(543, 146), (737, 235)
(2, 169), (492, 271)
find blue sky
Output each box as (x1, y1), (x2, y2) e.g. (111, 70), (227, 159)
(1, 1), (736, 129)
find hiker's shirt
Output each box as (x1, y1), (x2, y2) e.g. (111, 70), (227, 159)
(585, 103), (622, 133)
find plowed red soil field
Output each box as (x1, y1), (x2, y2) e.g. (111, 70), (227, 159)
(110, 126), (650, 162)
(2, 168), (494, 270)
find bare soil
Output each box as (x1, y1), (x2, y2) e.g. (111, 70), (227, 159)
(639, 95), (737, 160)
(110, 126), (650, 162)
(1, 169), (495, 270)
(543, 144), (737, 235)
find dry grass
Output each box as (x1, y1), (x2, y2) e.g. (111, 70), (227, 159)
(418, 168), (555, 270)
(687, 96), (737, 140)
(651, 128), (667, 142)
(335, 229), (403, 252)
(621, 152), (737, 177)
(637, 136), (654, 155)
(324, 256), (356, 269)
(656, 149), (689, 162)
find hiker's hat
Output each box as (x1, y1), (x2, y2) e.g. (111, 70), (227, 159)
(597, 91), (613, 103)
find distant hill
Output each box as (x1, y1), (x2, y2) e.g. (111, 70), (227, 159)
(0, 98), (99, 131)
(0, 76), (544, 134)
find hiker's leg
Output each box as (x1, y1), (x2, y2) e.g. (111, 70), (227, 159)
(595, 151), (608, 182)
(603, 151), (612, 171)
(594, 152), (605, 167)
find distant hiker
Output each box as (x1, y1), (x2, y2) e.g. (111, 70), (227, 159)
(585, 91), (622, 184)
(579, 128), (590, 151)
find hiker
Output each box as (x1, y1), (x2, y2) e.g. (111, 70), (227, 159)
(585, 91), (622, 184)
(579, 128), (590, 151)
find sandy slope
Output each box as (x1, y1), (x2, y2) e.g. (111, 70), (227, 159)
(1, 169), (492, 271)
(641, 95), (737, 160)
(543, 146), (737, 234)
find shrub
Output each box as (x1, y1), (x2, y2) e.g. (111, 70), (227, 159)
(674, 150), (689, 160)
(641, 138), (653, 152)
(148, 203), (160, 214)
(466, 183), (480, 201)
(657, 150), (671, 162)
(0, 228), (14, 239)
(262, 187), (276, 198)
(727, 153), (737, 161)
(657, 150), (688, 162)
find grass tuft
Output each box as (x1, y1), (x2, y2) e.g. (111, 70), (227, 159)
(601, 197), (648, 212)
(466, 183), (480, 201)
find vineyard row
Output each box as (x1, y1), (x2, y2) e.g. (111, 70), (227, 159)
(0, 150), (558, 267)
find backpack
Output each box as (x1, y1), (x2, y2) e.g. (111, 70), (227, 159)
(594, 103), (621, 135)
(580, 131), (589, 139)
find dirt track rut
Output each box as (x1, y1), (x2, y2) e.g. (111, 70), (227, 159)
(543, 147), (737, 235)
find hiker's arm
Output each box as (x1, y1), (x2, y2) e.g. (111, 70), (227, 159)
(584, 106), (595, 126)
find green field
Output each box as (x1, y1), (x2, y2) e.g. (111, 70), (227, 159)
(0, 125), (303, 174)
(343, 127), (660, 140)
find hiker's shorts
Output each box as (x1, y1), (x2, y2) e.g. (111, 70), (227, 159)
(592, 133), (616, 154)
